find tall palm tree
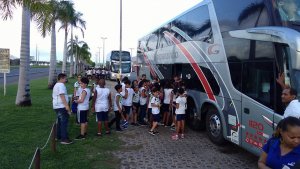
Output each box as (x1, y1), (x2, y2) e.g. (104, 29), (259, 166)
(1, 0), (48, 106)
(58, 1), (86, 75)
(69, 11), (85, 76)
(35, 0), (61, 89)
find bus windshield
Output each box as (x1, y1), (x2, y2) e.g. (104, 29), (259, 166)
(111, 62), (131, 73)
(275, 0), (300, 22)
(111, 51), (131, 61)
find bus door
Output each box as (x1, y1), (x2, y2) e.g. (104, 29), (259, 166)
(240, 59), (276, 155)
(172, 64), (182, 79)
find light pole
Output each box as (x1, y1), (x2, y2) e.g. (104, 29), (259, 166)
(97, 47), (102, 67)
(119, 0), (123, 76)
(95, 52), (98, 66)
(129, 48), (134, 56)
(101, 37), (107, 68)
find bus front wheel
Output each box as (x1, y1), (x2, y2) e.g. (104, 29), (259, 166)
(205, 109), (225, 145)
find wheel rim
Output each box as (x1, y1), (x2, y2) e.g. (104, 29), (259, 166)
(209, 114), (221, 137)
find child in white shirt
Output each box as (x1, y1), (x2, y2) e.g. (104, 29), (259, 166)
(172, 87), (187, 140)
(148, 88), (161, 136)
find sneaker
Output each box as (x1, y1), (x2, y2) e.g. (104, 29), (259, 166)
(181, 134), (184, 139)
(170, 126), (176, 131)
(75, 134), (86, 140)
(96, 133), (102, 137)
(153, 131), (159, 134)
(60, 139), (73, 145)
(171, 123), (175, 127)
(171, 134), (179, 140)
(105, 131), (111, 135)
(148, 130), (156, 136)
(122, 120), (128, 127)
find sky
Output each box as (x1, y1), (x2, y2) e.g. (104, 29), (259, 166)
(0, 0), (200, 64)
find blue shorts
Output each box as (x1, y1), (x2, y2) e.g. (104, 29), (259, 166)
(71, 102), (78, 113)
(78, 110), (88, 123)
(152, 114), (160, 122)
(176, 114), (185, 121)
(96, 111), (109, 121)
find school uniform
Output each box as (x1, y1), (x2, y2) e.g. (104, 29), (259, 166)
(77, 88), (91, 123)
(95, 87), (110, 121)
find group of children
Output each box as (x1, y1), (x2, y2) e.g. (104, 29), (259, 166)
(72, 74), (187, 141)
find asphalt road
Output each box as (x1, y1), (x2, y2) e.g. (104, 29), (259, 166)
(0, 67), (62, 86)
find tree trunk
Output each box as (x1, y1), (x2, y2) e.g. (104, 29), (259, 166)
(62, 28), (68, 73)
(69, 26), (74, 77)
(16, 6), (31, 106)
(48, 23), (57, 89)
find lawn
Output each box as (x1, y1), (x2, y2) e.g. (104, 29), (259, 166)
(0, 77), (121, 169)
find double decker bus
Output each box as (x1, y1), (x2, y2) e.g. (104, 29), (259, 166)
(136, 0), (300, 156)
(106, 50), (131, 80)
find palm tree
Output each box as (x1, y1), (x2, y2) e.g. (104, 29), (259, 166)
(69, 11), (85, 76)
(68, 39), (92, 73)
(58, 1), (86, 75)
(1, 0), (48, 106)
(35, 0), (61, 89)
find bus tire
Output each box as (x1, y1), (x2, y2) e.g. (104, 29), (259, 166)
(186, 100), (205, 130)
(206, 109), (225, 145)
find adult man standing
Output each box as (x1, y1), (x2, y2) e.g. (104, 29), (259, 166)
(52, 73), (73, 144)
(282, 87), (300, 118)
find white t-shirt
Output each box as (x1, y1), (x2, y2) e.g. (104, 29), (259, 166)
(52, 82), (69, 109)
(175, 96), (187, 115)
(74, 81), (80, 89)
(95, 87), (110, 112)
(139, 87), (147, 105)
(121, 82), (126, 97)
(74, 81), (81, 97)
(75, 87), (82, 97)
(77, 88), (91, 111)
(151, 96), (160, 115)
(122, 88), (134, 106)
(284, 100), (300, 119)
(148, 93), (153, 109)
(114, 93), (122, 111)
(163, 88), (173, 104)
(132, 90), (140, 103)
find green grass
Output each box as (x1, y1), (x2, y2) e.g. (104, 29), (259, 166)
(0, 78), (121, 169)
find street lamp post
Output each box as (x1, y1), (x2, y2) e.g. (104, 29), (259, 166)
(119, 0), (123, 76)
(97, 47), (102, 67)
(129, 48), (134, 56)
(101, 37), (107, 68)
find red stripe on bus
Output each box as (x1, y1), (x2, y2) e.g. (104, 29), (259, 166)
(164, 32), (216, 101)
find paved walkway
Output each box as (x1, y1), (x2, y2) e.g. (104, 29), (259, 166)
(113, 125), (258, 169)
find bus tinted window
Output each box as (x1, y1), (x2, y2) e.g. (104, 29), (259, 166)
(146, 33), (158, 51)
(172, 5), (213, 43)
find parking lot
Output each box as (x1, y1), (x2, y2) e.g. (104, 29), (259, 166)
(105, 80), (258, 169)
